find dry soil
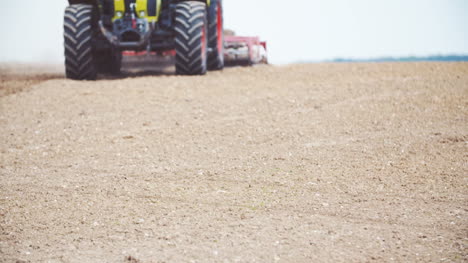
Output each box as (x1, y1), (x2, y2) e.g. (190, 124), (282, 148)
(0, 62), (467, 262)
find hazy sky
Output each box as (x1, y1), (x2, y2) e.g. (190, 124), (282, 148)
(0, 0), (467, 64)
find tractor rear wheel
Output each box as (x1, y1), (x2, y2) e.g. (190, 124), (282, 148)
(174, 1), (208, 75)
(207, 0), (224, 70)
(64, 4), (98, 80)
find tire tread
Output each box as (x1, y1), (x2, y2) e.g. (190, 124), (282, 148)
(174, 1), (208, 75)
(64, 4), (97, 80)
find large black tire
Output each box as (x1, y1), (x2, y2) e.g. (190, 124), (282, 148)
(207, 0), (224, 70)
(64, 4), (97, 80)
(174, 1), (208, 75)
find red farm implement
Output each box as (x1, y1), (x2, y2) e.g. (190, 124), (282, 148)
(224, 36), (268, 66)
(122, 36), (268, 67)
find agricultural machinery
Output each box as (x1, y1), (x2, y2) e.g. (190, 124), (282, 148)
(64, 0), (266, 80)
(224, 35), (268, 65)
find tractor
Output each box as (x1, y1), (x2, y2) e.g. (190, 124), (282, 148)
(64, 0), (224, 80)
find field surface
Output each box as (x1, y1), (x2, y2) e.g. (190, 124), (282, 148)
(0, 62), (467, 262)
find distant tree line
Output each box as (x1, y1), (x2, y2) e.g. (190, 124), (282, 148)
(329, 55), (468, 63)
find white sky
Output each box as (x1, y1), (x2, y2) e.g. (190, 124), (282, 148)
(0, 0), (466, 64)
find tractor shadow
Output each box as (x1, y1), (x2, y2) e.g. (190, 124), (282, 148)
(98, 54), (252, 80)
(99, 55), (176, 80)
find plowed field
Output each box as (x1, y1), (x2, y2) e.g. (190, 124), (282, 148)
(1, 62), (467, 262)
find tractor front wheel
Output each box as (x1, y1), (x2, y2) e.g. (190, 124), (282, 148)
(174, 1), (208, 75)
(64, 4), (98, 80)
